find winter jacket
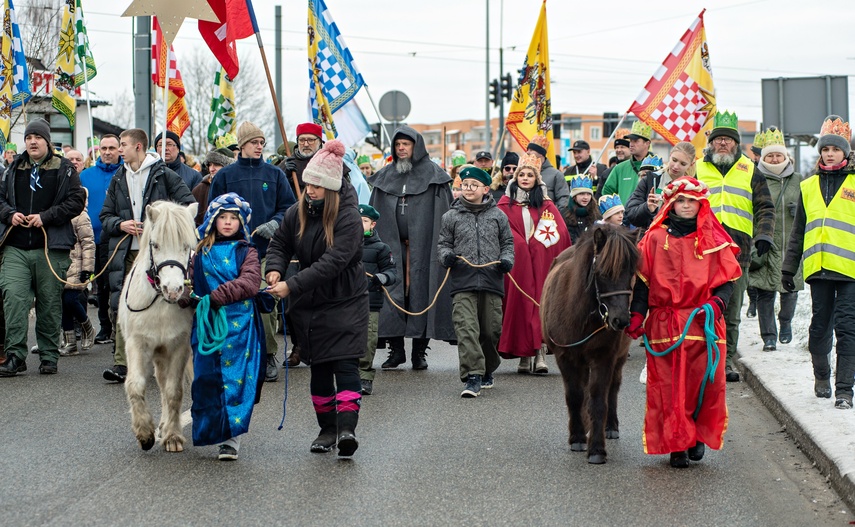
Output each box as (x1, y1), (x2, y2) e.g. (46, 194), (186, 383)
(539, 158), (570, 214)
(266, 182), (368, 365)
(191, 177), (211, 226)
(783, 152), (855, 283)
(79, 156), (122, 242)
(748, 161), (804, 292)
(209, 155), (296, 259)
(602, 157), (644, 206)
(0, 149), (85, 250)
(561, 200), (601, 245)
(166, 158), (203, 191)
(437, 194), (515, 297)
(362, 231), (398, 311)
(189, 239), (261, 308)
(624, 169), (672, 230)
(697, 153), (776, 269)
(563, 158), (607, 194)
(100, 157), (195, 311)
(65, 210), (96, 291)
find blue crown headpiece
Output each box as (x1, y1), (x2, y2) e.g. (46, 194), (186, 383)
(569, 175), (593, 192)
(598, 193), (623, 215)
(640, 154), (663, 170)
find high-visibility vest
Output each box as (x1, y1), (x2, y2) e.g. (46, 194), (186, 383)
(801, 173), (855, 279)
(697, 157), (755, 237)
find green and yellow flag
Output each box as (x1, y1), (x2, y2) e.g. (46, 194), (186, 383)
(506, 1), (554, 161)
(207, 68), (236, 146)
(52, 0), (97, 129)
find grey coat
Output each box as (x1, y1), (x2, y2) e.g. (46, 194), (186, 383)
(539, 158), (570, 214)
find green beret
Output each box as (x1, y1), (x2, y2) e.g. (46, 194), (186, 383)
(358, 204), (380, 221)
(459, 166), (492, 187)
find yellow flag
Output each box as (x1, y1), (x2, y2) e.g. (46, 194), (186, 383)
(629, 10), (715, 154)
(506, 1), (554, 161)
(52, 0), (77, 128)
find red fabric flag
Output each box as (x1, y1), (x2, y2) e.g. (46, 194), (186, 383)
(199, 0), (256, 79)
(152, 17), (190, 137)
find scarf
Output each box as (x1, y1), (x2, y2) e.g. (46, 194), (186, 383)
(758, 159), (792, 177)
(665, 211), (697, 238)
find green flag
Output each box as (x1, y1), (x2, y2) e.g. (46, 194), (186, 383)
(207, 68), (236, 146)
(73, 0), (96, 86)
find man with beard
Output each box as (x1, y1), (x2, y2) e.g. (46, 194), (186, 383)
(564, 140), (607, 192)
(696, 111), (775, 383)
(279, 123), (351, 199)
(596, 128), (631, 196)
(369, 126), (454, 370)
(602, 121), (652, 205)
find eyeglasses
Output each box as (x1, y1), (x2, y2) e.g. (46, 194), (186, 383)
(248, 139), (266, 147)
(712, 137), (735, 145)
(298, 137), (319, 145)
(503, 165), (517, 171)
(461, 182), (485, 190)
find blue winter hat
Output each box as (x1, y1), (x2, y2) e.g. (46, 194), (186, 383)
(569, 175), (594, 197)
(198, 192), (253, 242)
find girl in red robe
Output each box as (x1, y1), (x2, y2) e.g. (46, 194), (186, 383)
(497, 152), (571, 374)
(625, 177), (741, 468)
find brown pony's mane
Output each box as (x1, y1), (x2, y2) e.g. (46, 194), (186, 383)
(570, 224), (639, 285)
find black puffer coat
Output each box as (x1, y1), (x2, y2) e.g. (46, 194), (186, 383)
(362, 231), (397, 311)
(266, 182), (368, 365)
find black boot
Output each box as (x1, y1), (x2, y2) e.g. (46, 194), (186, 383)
(688, 441), (705, 461)
(778, 320), (793, 344)
(337, 411), (359, 457)
(834, 355), (855, 409)
(381, 337), (406, 369)
(411, 338), (429, 370)
(670, 451), (689, 468)
(311, 411), (338, 453)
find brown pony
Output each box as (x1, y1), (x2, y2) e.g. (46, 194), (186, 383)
(541, 224), (639, 464)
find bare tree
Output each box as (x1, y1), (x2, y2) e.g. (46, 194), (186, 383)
(92, 89), (135, 130)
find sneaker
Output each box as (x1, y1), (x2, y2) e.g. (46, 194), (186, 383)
(725, 365), (740, 383)
(481, 373), (494, 389)
(94, 330), (114, 345)
(218, 444), (238, 461)
(38, 360), (58, 375)
(461, 374), (482, 398)
(103, 364), (127, 383)
(265, 355), (279, 382)
(835, 395), (853, 410)
(815, 379), (832, 399)
(517, 356), (532, 374)
(361, 379), (373, 396)
(762, 340), (776, 352)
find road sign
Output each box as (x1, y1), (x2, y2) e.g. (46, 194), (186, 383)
(378, 90), (411, 123)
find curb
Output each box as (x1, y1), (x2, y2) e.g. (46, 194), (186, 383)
(739, 360), (855, 511)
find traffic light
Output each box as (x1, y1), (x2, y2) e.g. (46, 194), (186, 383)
(489, 79), (500, 107)
(366, 123), (383, 150)
(603, 112), (619, 137)
(500, 73), (513, 102)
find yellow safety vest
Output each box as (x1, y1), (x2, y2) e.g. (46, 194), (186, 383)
(801, 173), (855, 279)
(697, 157), (755, 237)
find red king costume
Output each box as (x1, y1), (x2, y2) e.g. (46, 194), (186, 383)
(633, 177), (741, 455)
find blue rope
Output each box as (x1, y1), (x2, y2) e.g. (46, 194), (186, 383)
(643, 303), (721, 420)
(194, 294), (228, 356)
(277, 305), (289, 431)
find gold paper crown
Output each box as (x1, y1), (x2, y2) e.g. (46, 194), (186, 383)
(753, 131), (766, 149)
(540, 210), (555, 221)
(819, 117), (851, 140)
(629, 121), (652, 140)
(713, 110), (739, 131)
(518, 151), (543, 173)
(762, 127), (785, 147)
(614, 128), (631, 140)
(531, 134), (550, 150)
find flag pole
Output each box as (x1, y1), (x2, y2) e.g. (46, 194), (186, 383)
(363, 85), (391, 151)
(82, 72), (94, 158)
(161, 80), (168, 160)
(586, 113), (627, 175)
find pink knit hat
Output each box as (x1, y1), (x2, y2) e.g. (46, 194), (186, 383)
(302, 139), (345, 191)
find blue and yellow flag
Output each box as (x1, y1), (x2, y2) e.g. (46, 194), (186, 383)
(307, 0), (365, 139)
(0, 0), (32, 147)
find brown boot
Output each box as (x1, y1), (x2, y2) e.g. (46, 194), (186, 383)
(287, 345), (301, 367)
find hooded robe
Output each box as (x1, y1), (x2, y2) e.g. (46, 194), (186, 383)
(369, 125), (454, 340)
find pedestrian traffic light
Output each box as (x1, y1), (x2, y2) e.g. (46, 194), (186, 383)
(489, 79), (500, 107)
(500, 73), (513, 102)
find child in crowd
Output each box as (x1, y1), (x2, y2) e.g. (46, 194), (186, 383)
(626, 178), (741, 468)
(358, 204), (398, 396)
(438, 166), (514, 397)
(598, 193), (625, 226)
(60, 188), (96, 356)
(626, 146), (696, 231)
(190, 193), (265, 461)
(562, 175), (601, 244)
(782, 115), (855, 409)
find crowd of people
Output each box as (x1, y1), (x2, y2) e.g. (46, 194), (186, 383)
(0, 109), (852, 468)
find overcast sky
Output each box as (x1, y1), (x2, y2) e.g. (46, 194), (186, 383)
(22, 0), (855, 134)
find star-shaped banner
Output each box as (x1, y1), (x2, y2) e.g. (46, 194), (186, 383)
(122, 0), (218, 46)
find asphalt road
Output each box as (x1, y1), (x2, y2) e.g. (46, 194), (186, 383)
(0, 326), (851, 526)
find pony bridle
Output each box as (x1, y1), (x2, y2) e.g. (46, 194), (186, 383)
(590, 254), (632, 325)
(144, 240), (191, 291)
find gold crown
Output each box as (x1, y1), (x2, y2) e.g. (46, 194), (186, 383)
(753, 131), (766, 149)
(820, 117), (851, 140)
(518, 151), (543, 173)
(762, 127), (785, 147)
(540, 210), (555, 222)
(629, 121), (652, 140)
(614, 128), (631, 140)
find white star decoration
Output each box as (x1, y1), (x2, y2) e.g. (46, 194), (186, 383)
(121, 0), (218, 46)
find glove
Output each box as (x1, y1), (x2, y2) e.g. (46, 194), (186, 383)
(706, 296), (725, 320)
(369, 273), (387, 291)
(781, 272), (795, 293)
(79, 271), (92, 283)
(283, 159), (297, 174)
(498, 259), (513, 273)
(754, 239), (772, 257)
(625, 312), (645, 339)
(441, 253), (457, 268)
(255, 219), (279, 239)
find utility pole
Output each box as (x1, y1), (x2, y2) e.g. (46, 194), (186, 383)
(274, 6), (283, 147)
(496, 0), (504, 157)
(485, 0), (491, 151)
(132, 16), (152, 136)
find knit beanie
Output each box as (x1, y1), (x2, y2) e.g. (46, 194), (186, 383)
(237, 121), (265, 149)
(154, 130), (181, 151)
(501, 151), (520, 169)
(205, 148), (235, 168)
(24, 119), (51, 146)
(296, 122), (323, 140)
(302, 139), (345, 191)
(817, 115), (852, 157)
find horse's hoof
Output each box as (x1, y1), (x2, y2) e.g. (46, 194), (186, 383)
(570, 442), (587, 452)
(139, 436), (155, 451)
(164, 440), (184, 453)
(588, 454), (607, 464)
(606, 429), (620, 439)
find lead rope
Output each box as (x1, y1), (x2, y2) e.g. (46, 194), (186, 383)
(278, 306), (289, 430)
(193, 294), (228, 356)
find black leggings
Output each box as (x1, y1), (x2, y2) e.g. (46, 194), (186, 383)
(310, 358), (361, 414)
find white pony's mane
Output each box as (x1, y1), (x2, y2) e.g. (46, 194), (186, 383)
(138, 201), (198, 254)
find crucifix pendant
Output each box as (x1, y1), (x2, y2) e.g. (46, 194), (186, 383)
(399, 196), (407, 215)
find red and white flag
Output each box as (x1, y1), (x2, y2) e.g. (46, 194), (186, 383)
(198, 0), (257, 79)
(152, 17), (190, 137)
(629, 10), (716, 152)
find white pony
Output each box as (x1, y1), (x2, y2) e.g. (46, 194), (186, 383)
(119, 201), (198, 452)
